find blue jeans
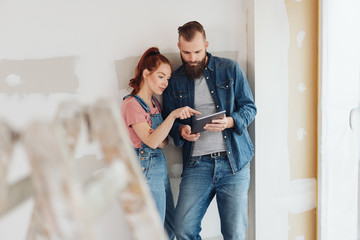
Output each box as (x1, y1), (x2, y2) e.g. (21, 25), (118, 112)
(174, 156), (250, 240)
(136, 146), (175, 240)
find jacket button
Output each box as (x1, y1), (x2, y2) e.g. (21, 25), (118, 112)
(142, 167), (146, 171)
(140, 151), (144, 154)
(211, 91), (214, 94)
(141, 157), (145, 160)
(224, 136), (227, 139)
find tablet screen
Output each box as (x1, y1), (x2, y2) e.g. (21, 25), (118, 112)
(191, 110), (226, 134)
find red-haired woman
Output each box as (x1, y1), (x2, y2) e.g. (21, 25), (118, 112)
(121, 47), (199, 239)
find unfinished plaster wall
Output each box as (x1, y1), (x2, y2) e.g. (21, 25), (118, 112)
(286, 0), (317, 239)
(253, 0), (317, 239)
(0, 1), (247, 239)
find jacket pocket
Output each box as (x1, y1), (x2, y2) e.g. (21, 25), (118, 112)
(216, 79), (234, 90)
(216, 79), (234, 103)
(173, 90), (190, 106)
(173, 91), (189, 99)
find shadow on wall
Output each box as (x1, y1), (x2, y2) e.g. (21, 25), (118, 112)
(0, 57), (78, 94)
(114, 51), (239, 91)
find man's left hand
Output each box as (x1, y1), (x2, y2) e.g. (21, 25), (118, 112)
(204, 115), (234, 132)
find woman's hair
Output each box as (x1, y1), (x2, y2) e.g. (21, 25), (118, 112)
(178, 21), (206, 41)
(129, 47), (171, 96)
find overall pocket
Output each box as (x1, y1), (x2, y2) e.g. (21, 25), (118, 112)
(138, 150), (152, 179)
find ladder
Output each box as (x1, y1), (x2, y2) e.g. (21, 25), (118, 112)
(0, 99), (168, 240)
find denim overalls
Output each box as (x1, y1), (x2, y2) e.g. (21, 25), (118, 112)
(123, 94), (175, 239)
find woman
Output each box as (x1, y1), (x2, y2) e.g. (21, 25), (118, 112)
(121, 47), (199, 238)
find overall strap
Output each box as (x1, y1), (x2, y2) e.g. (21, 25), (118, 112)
(123, 94), (151, 113)
(151, 97), (162, 112)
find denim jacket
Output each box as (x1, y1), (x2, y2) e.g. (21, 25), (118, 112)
(162, 52), (257, 174)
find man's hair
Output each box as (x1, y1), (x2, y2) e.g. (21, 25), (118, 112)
(178, 21), (206, 41)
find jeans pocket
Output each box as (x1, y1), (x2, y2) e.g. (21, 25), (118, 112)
(186, 156), (199, 168)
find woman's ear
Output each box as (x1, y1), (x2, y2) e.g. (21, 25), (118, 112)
(142, 69), (150, 80)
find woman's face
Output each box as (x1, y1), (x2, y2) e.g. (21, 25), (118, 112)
(146, 63), (171, 95)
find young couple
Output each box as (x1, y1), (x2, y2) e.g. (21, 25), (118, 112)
(121, 21), (257, 240)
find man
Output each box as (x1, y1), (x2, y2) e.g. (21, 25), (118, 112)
(162, 21), (256, 240)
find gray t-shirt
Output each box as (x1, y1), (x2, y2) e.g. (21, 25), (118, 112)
(192, 76), (226, 157)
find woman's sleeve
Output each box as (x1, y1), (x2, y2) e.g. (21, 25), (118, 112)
(121, 100), (148, 127)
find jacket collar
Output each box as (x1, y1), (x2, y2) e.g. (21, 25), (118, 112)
(206, 52), (215, 72)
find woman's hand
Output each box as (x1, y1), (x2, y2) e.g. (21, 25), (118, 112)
(171, 106), (201, 120)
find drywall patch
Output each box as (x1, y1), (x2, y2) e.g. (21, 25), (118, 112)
(5, 74), (22, 87)
(275, 178), (316, 214)
(298, 83), (306, 92)
(0, 57), (78, 94)
(297, 128), (307, 141)
(289, 209), (316, 240)
(286, 0), (317, 177)
(296, 31), (306, 48)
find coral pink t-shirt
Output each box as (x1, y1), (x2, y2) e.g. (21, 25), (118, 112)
(121, 96), (160, 148)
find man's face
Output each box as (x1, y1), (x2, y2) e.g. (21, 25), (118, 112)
(178, 32), (208, 79)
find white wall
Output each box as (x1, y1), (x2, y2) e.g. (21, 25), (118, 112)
(254, 2), (291, 238)
(318, 1), (360, 239)
(0, 1), (247, 239)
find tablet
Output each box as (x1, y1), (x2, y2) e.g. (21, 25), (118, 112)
(191, 110), (226, 134)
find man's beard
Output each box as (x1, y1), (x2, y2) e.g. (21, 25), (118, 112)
(181, 55), (206, 79)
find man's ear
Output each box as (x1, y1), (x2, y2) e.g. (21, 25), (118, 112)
(142, 69), (150, 79)
(205, 41), (209, 49)
(177, 42), (180, 50)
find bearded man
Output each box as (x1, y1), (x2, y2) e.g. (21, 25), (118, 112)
(162, 21), (257, 240)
